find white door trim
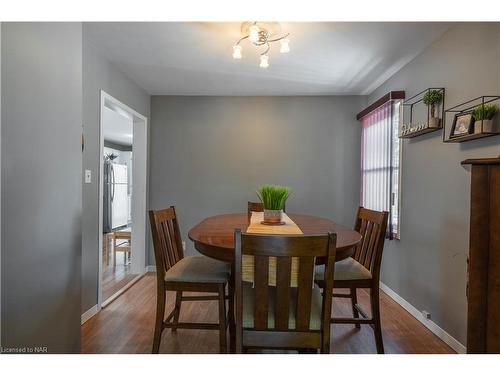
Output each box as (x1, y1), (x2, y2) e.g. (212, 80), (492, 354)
(98, 90), (148, 309)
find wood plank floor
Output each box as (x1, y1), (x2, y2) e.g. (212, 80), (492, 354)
(81, 273), (455, 354)
(102, 238), (137, 302)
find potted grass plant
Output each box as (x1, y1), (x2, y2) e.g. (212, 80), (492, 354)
(257, 184), (291, 225)
(472, 103), (499, 133)
(423, 89), (443, 128)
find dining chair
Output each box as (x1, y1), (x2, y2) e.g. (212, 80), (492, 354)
(149, 206), (230, 353)
(234, 230), (337, 353)
(247, 201), (263, 220)
(314, 207), (388, 353)
(113, 230), (131, 267)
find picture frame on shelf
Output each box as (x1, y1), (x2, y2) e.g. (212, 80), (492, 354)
(450, 113), (474, 138)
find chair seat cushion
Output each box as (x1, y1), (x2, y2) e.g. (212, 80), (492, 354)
(315, 257), (372, 281)
(242, 283), (323, 330)
(164, 256), (230, 284)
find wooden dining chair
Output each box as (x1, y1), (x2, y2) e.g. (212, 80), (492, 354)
(149, 206), (231, 354)
(315, 207), (388, 353)
(234, 230), (337, 353)
(247, 201), (263, 220)
(113, 230), (131, 267)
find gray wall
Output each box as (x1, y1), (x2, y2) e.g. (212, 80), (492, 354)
(81, 27), (151, 314)
(149, 96), (365, 263)
(1, 23), (82, 353)
(369, 23), (500, 345)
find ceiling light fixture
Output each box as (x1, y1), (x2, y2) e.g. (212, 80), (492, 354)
(232, 22), (290, 68)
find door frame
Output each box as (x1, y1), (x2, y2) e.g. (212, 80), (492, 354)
(98, 90), (148, 309)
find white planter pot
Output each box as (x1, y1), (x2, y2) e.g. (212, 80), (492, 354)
(428, 117), (441, 128)
(474, 119), (498, 133)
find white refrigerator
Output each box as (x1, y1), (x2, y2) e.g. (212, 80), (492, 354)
(104, 162), (129, 231)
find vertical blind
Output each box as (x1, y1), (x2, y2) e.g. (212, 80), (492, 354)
(360, 100), (400, 238)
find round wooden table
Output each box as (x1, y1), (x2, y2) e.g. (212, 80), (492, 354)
(188, 213), (362, 263)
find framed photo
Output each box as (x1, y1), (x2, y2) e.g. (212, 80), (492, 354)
(450, 113), (474, 138)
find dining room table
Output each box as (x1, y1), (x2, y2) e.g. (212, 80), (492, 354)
(188, 212), (363, 352)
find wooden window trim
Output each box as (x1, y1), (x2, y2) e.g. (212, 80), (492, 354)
(356, 91), (405, 121)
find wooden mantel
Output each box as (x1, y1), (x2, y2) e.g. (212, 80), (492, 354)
(463, 155), (500, 353)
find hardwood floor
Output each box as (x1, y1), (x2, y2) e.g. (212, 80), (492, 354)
(81, 273), (455, 354)
(102, 239), (137, 302)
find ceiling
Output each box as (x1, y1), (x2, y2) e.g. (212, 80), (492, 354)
(85, 22), (451, 96)
(103, 106), (133, 146)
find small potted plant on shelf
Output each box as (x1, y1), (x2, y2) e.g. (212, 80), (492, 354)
(257, 184), (290, 225)
(423, 89), (443, 128)
(472, 103), (499, 133)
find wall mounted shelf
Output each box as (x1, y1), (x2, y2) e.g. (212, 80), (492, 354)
(444, 132), (499, 143)
(400, 127), (442, 139)
(400, 88), (445, 139)
(443, 95), (500, 143)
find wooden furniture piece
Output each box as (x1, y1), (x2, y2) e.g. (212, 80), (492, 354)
(247, 201), (263, 220)
(462, 156), (500, 353)
(103, 232), (114, 266)
(188, 213), (362, 263)
(315, 207), (388, 354)
(113, 230), (131, 267)
(189, 213), (362, 353)
(235, 230), (337, 353)
(149, 206), (230, 354)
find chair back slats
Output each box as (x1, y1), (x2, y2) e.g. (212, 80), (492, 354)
(248, 201), (264, 212)
(275, 257), (292, 330)
(358, 221), (373, 267)
(363, 222), (379, 270)
(295, 257), (315, 331)
(236, 231), (336, 338)
(352, 207), (389, 276)
(353, 218), (367, 259)
(253, 255), (270, 330)
(149, 206), (185, 276)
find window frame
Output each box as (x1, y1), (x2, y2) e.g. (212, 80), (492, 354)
(392, 100), (403, 240)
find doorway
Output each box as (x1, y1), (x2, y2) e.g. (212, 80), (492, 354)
(98, 91), (148, 308)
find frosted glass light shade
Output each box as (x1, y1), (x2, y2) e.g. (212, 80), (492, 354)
(259, 55), (269, 68)
(280, 38), (290, 53)
(249, 25), (260, 43)
(232, 45), (242, 59)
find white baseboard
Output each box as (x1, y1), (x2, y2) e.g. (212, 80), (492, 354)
(379, 282), (466, 354)
(81, 304), (99, 325)
(145, 265), (156, 272)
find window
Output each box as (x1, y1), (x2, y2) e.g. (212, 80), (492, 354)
(360, 100), (401, 239)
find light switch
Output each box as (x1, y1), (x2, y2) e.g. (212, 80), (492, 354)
(85, 170), (92, 184)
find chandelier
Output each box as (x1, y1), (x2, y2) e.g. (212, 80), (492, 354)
(232, 22), (290, 68)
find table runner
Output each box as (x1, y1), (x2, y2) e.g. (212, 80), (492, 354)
(246, 211), (304, 235)
(243, 211), (304, 286)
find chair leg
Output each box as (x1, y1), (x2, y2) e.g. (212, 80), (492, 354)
(171, 291), (182, 333)
(370, 287), (384, 354)
(229, 265), (236, 353)
(152, 286), (166, 354)
(218, 284), (227, 353)
(351, 288), (361, 329)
